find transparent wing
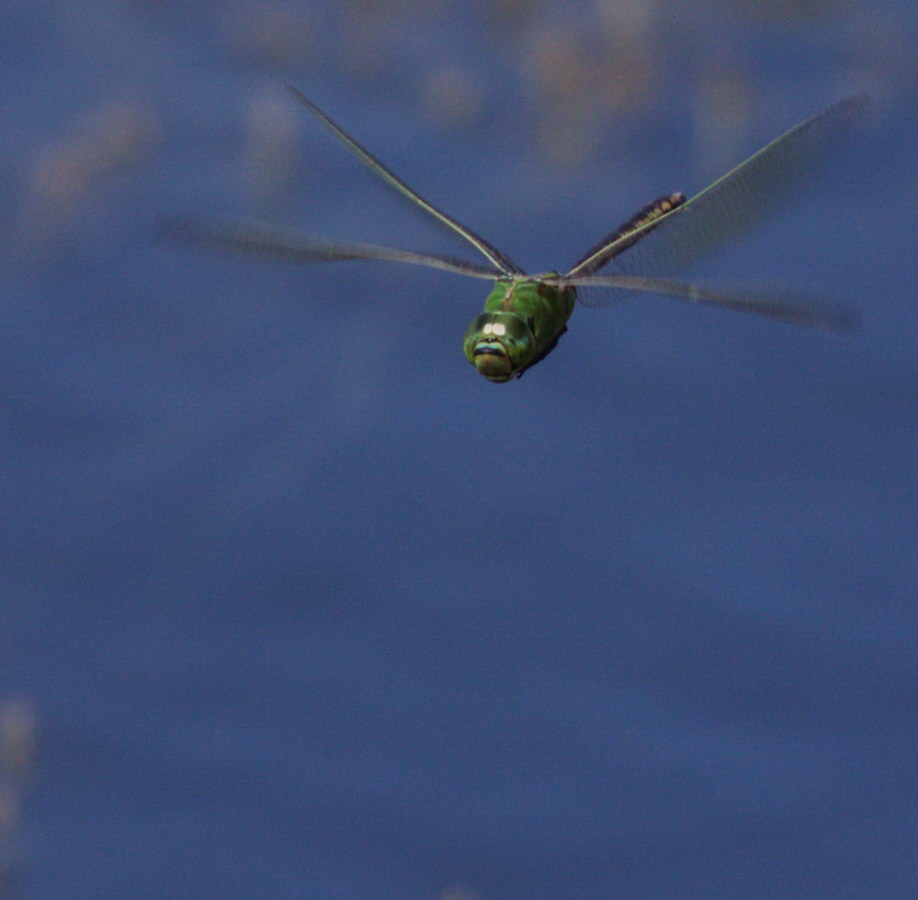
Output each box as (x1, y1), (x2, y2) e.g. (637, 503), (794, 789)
(160, 215), (504, 281)
(558, 274), (860, 331)
(286, 84), (524, 276)
(565, 95), (869, 278)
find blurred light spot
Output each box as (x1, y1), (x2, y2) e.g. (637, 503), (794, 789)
(0, 700), (36, 776)
(594, 0), (659, 113)
(242, 90), (300, 215)
(226, 8), (314, 69)
(595, 0), (659, 41)
(527, 27), (592, 103)
(341, 0), (399, 81)
(423, 66), (484, 132)
(489, 0), (541, 29)
(30, 100), (159, 213)
(439, 885), (480, 900)
(717, 0), (846, 22)
(693, 71), (754, 182)
(523, 28), (599, 168)
(0, 699), (36, 896)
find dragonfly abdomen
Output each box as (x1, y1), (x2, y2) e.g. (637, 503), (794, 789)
(570, 192), (686, 276)
(611, 192), (686, 251)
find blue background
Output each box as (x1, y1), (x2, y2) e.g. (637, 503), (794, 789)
(1, 1), (916, 897)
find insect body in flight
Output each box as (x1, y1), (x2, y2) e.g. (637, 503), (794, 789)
(172, 86), (866, 383)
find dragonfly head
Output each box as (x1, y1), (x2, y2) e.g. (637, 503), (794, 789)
(463, 312), (536, 382)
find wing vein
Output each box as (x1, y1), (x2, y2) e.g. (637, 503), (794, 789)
(286, 84), (524, 276)
(565, 95), (869, 279)
(160, 216), (504, 281)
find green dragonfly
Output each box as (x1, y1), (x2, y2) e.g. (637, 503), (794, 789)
(173, 86), (866, 383)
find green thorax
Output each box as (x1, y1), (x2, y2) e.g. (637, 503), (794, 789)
(462, 276), (576, 382)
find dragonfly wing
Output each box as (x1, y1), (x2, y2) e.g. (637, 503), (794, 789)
(285, 84), (524, 276)
(565, 95), (869, 278)
(160, 215), (504, 280)
(561, 274), (860, 331)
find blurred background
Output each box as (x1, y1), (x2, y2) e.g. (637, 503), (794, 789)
(1, 0), (916, 897)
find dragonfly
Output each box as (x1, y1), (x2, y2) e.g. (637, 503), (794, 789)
(171, 86), (867, 383)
